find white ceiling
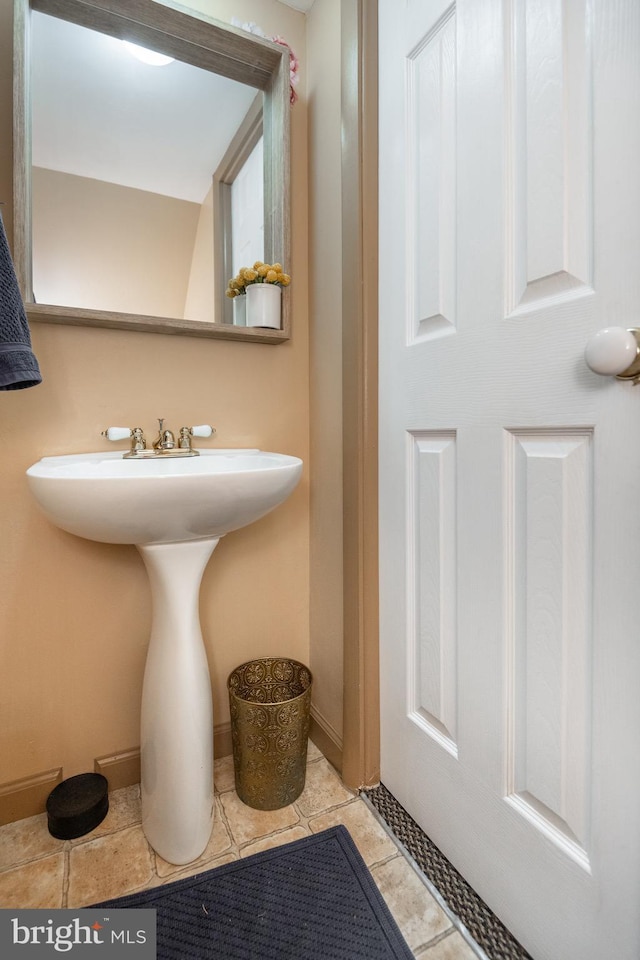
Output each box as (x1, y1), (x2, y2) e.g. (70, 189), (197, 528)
(31, 12), (259, 204)
(278, 0), (315, 12)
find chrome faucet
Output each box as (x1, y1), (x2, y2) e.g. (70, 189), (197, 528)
(152, 418), (176, 452)
(102, 421), (215, 458)
(130, 426), (147, 453)
(178, 425), (215, 452)
(101, 425), (147, 455)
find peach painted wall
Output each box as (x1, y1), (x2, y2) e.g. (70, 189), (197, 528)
(306, 0), (344, 749)
(32, 167), (201, 317)
(184, 183), (216, 323)
(0, 0), (309, 785)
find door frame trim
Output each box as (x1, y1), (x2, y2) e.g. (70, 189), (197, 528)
(341, 0), (380, 789)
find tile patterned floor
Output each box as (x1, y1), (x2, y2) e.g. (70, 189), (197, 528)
(0, 744), (482, 959)
(364, 786), (531, 960)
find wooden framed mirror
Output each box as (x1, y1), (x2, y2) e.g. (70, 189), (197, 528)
(13, 0), (291, 343)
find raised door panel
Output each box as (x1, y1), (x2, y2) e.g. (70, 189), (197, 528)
(505, 0), (593, 314)
(505, 429), (593, 868)
(406, 7), (457, 341)
(408, 432), (458, 753)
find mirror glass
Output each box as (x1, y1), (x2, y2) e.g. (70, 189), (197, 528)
(31, 11), (261, 324)
(14, 0), (290, 342)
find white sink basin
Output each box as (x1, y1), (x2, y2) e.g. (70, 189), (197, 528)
(26, 448), (302, 545)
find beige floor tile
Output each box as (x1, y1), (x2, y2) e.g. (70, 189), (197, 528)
(219, 790), (299, 847)
(240, 825), (309, 858)
(0, 853), (65, 908)
(370, 855), (451, 952)
(149, 851), (239, 887)
(309, 798), (398, 866)
(0, 762), (484, 960)
(416, 931), (481, 959)
(307, 739), (323, 761)
(295, 758), (355, 817)
(67, 825), (154, 907)
(0, 813), (63, 870)
(155, 799), (232, 878)
(70, 785), (141, 843)
(213, 755), (236, 794)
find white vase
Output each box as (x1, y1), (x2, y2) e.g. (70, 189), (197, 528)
(246, 283), (282, 329)
(232, 296), (246, 326)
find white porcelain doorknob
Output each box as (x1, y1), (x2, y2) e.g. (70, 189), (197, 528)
(584, 327), (640, 377)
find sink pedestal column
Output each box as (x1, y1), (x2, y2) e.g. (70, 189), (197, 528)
(137, 536), (220, 865)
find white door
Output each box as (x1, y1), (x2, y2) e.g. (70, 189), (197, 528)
(378, 2), (640, 959)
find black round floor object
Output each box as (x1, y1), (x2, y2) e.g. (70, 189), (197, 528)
(46, 773), (109, 839)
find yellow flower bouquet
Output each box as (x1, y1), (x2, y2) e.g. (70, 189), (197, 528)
(225, 262), (291, 299)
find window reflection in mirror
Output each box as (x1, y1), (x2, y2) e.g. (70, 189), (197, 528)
(231, 139), (264, 280)
(30, 10), (263, 323)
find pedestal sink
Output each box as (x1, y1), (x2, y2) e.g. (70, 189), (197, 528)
(26, 449), (302, 864)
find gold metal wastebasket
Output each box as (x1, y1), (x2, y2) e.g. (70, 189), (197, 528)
(228, 658), (312, 810)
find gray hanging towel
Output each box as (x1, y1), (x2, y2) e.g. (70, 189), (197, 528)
(0, 212), (42, 390)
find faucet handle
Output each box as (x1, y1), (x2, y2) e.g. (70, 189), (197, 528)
(102, 426), (134, 442)
(190, 424), (215, 438)
(102, 426), (146, 452)
(178, 424), (215, 450)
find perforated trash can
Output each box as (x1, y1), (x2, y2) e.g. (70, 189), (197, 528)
(228, 657), (312, 810)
